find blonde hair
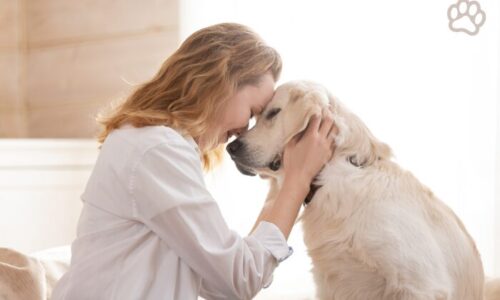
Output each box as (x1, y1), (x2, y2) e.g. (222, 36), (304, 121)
(96, 23), (282, 170)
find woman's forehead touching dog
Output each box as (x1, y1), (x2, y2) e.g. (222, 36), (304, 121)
(226, 81), (333, 178)
(266, 81), (333, 140)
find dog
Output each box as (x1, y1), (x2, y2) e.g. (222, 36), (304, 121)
(226, 81), (491, 299)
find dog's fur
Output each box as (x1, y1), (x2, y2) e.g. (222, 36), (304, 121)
(227, 81), (494, 299)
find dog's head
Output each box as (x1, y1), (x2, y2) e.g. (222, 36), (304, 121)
(226, 80), (391, 179)
(226, 81), (330, 178)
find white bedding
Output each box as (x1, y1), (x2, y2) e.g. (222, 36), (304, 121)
(0, 246), (70, 300)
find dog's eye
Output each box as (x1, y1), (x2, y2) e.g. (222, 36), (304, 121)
(266, 108), (281, 120)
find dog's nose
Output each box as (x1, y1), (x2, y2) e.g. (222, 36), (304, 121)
(226, 139), (243, 156)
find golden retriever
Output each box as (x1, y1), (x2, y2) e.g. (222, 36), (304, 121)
(226, 81), (496, 300)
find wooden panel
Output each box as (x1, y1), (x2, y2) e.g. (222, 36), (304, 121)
(26, 30), (178, 110)
(27, 102), (105, 138)
(0, 2), (25, 137)
(0, 110), (28, 138)
(0, 0), (19, 49)
(0, 51), (21, 110)
(26, 0), (178, 47)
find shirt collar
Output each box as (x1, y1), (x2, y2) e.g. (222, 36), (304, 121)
(184, 135), (201, 155)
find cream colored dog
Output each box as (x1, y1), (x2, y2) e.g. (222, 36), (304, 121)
(227, 81), (495, 300)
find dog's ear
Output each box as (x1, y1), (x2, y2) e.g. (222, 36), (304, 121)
(283, 89), (323, 143)
(345, 115), (392, 167)
(326, 92), (392, 167)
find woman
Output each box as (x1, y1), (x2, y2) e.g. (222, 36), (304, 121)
(52, 23), (335, 300)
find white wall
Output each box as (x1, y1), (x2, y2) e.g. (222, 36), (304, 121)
(0, 139), (98, 253)
(181, 0), (500, 297)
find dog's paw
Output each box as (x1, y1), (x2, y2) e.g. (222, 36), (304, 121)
(447, 0), (486, 35)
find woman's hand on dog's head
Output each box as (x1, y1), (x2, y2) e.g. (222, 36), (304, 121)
(283, 114), (336, 187)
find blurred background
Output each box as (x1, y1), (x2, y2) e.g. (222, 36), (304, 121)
(0, 0), (499, 299)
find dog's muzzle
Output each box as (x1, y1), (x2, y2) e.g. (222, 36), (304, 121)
(234, 163), (256, 176)
(227, 139), (255, 176)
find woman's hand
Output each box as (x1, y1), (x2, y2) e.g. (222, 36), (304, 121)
(258, 113), (337, 239)
(282, 113), (337, 189)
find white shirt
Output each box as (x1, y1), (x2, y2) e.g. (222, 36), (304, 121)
(52, 125), (293, 300)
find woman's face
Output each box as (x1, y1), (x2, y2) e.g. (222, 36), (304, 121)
(199, 73), (276, 150)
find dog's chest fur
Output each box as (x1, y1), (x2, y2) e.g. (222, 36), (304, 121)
(295, 156), (484, 300)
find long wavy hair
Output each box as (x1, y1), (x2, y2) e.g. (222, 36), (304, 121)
(96, 23), (282, 170)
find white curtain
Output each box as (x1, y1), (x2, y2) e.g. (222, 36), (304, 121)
(180, 1), (500, 297)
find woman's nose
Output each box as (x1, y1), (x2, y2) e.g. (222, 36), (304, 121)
(235, 125), (249, 137)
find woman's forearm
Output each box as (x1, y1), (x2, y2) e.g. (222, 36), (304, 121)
(259, 177), (310, 240)
(249, 178), (280, 234)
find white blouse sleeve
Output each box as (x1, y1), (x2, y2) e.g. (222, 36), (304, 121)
(129, 141), (293, 299)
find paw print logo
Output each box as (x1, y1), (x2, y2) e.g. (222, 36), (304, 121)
(448, 0), (486, 36)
